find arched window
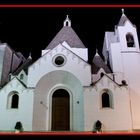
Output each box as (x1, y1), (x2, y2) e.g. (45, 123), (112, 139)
(11, 94), (19, 108)
(101, 89), (113, 108)
(126, 33), (135, 47)
(7, 91), (19, 109)
(102, 92), (110, 107)
(66, 21), (69, 26)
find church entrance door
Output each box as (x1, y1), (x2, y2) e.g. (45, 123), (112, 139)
(51, 89), (70, 131)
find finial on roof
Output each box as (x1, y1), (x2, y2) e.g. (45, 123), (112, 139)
(121, 8), (124, 15)
(66, 15), (69, 19)
(95, 48), (99, 56)
(63, 14), (71, 27)
(28, 52), (32, 59)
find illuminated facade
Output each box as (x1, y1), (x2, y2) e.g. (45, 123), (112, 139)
(0, 10), (139, 132)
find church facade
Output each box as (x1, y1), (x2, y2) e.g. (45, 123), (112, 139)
(0, 10), (139, 132)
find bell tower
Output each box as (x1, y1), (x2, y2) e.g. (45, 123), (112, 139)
(117, 9), (140, 53)
(103, 9), (140, 87)
(102, 9), (140, 129)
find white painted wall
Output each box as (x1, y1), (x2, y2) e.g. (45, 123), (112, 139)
(115, 19), (140, 130)
(0, 13), (140, 132)
(32, 70), (84, 131)
(103, 19), (140, 131)
(0, 78), (34, 131)
(84, 76), (132, 132)
(28, 43), (91, 87)
(42, 41), (88, 62)
(109, 43), (124, 84)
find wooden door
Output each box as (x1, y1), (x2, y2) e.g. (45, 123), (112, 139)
(52, 89), (70, 131)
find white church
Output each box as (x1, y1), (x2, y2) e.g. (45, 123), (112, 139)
(0, 9), (140, 132)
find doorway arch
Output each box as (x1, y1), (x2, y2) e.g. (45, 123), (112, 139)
(33, 70), (84, 131)
(51, 89), (70, 131)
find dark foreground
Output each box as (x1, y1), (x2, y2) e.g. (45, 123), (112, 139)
(0, 131), (140, 139)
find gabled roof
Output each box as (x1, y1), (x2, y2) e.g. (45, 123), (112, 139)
(92, 52), (111, 74)
(0, 76), (26, 91)
(29, 43), (90, 72)
(93, 74), (121, 88)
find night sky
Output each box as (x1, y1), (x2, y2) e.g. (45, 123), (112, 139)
(0, 8), (140, 63)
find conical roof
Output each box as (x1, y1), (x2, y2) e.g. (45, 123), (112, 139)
(92, 52), (111, 74)
(45, 15), (86, 50)
(118, 14), (131, 26)
(118, 9), (133, 26)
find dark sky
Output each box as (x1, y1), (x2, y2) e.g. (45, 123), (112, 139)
(0, 8), (140, 63)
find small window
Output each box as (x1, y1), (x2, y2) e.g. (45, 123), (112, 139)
(11, 94), (19, 108)
(101, 89), (113, 108)
(102, 92), (110, 107)
(126, 33), (135, 47)
(66, 21), (69, 26)
(7, 91), (19, 109)
(55, 56), (64, 65)
(53, 54), (66, 67)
